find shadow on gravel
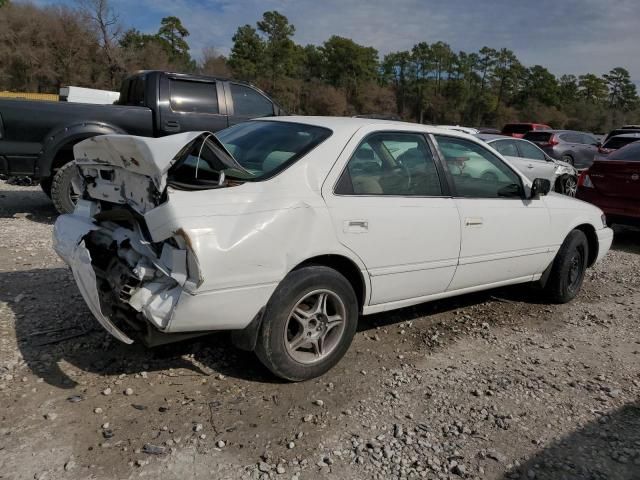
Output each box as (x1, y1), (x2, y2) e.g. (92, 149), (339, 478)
(3, 265), (551, 389)
(503, 401), (640, 480)
(611, 225), (640, 255)
(2, 267), (280, 389)
(0, 186), (57, 225)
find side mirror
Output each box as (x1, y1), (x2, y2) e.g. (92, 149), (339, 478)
(530, 178), (551, 198)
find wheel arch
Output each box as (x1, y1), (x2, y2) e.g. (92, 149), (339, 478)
(292, 254), (368, 312)
(574, 223), (598, 267)
(40, 122), (126, 177)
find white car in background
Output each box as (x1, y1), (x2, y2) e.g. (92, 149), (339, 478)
(53, 117), (613, 381)
(477, 134), (578, 196)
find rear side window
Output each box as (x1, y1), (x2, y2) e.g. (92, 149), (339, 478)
(230, 84), (274, 117)
(335, 132), (442, 196)
(603, 136), (640, 150)
(170, 79), (218, 114)
(502, 124), (532, 135)
(491, 140), (519, 157)
(608, 142), (640, 160)
(121, 77), (145, 106)
(560, 133), (582, 143)
(523, 132), (552, 143)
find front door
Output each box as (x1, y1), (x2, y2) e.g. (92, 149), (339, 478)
(514, 140), (557, 182)
(433, 135), (551, 291)
(323, 131), (460, 306)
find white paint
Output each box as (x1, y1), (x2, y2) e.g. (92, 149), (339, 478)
(54, 116), (613, 344)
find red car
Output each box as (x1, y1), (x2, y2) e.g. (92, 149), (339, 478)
(577, 141), (640, 226)
(502, 123), (552, 138)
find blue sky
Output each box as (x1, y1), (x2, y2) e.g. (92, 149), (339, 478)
(33, 0), (640, 81)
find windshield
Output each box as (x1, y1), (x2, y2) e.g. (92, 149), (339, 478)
(215, 121), (332, 179)
(603, 136), (640, 150)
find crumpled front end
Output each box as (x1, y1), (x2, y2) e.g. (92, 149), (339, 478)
(53, 200), (203, 343)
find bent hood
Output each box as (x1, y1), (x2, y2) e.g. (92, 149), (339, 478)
(73, 131), (207, 193)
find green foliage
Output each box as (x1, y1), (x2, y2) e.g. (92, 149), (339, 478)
(1, 3), (638, 133)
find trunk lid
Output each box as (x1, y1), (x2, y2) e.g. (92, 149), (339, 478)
(588, 159), (640, 201)
(73, 132), (247, 214)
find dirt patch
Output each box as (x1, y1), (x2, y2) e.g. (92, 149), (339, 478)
(1, 180), (639, 480)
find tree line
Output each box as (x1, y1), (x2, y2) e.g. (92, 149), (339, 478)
(0, 1), (637, 132)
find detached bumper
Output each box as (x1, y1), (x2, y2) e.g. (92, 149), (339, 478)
(53, 215), (133, 344)
(595, 227), (614, 264)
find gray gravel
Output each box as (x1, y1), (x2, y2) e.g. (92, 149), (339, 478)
(1, 180), (639, 480)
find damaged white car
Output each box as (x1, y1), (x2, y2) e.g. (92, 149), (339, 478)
(54, 117), (614, 381)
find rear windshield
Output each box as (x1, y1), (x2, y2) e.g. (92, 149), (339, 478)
(603, 136), (640, 150)
(502, 124), (533, 135)
(215, 121), (332, 179)
(523, 132), (552, 142)
(608, 141), (640, 160)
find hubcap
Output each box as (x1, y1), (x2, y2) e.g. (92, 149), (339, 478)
(567, 248), (584, 292)
(284, 289), (346, 364)
(564, 177), (577, 197)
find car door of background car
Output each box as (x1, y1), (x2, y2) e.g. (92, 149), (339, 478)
(576, 133), (600, 168)
(514, 140), (557, 181)
(323, 130), (461, 307)
(433, 135), (551, 291)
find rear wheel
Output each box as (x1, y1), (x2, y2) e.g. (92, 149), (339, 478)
(255, 266), (358, 381)
(544, 230), (588, 303)
(50, 161), (81, 214)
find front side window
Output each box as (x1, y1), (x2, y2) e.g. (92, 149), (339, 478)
(434, 136), (523, 198)
(335, 132), (442, 196)
(517, 140), (547, 161)
(230, 84), (274, 117)
(170, 79), (218, 114)
(491, 140), (519, 157)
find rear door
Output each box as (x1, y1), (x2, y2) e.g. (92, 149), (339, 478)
(159, 76), (228, 134)
(589, 143), (640, 201)
(323, 130), (460, 306)
(515, 140), (556, 181)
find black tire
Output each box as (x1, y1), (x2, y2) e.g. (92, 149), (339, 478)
(39, 177), (53, 198)
(556, 174), (578, 197)
(561, 154), (574, 166)
(50, 161), (80, 214)
(544, 230), (589, 304)
(255, 266), (358, 381)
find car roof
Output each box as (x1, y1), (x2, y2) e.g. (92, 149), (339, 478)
(259, 116), (478, 138)
(608, 132), (640, 138)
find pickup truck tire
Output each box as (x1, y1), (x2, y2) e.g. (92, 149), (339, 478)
(544, 229), (588, 304)
(256, 266), (358, 381)
(50, 161), (80, 214)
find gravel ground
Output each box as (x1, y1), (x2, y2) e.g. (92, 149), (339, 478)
(1, 180), (639, 480)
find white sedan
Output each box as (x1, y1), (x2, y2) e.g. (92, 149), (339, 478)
(53, 117), (613, 381)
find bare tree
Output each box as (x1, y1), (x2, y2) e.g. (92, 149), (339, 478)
(76, 0), (123, 88)
(199, 47), (231, 77)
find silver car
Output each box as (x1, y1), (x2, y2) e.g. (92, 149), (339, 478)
(477, 134), (578, 197)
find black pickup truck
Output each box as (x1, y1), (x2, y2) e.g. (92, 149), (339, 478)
(0, 70), (284, 212)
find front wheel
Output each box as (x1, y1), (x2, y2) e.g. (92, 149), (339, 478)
(544, 230), (588, 303)
(557, 174), (578, 197)
(255, 266), (358, 381)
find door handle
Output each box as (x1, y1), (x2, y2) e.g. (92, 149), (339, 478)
(344, 220), (368, 233)
(164, 120), (180, 132)
(465, 217), (483, 226)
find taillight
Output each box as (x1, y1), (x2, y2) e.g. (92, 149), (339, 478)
(598, 146), (613, 155)
(578, 172), (594, 188)
(547, 134), (559, 147)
